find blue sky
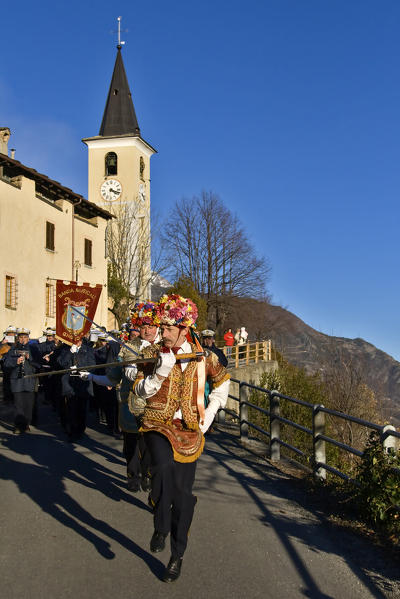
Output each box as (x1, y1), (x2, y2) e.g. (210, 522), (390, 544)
(2, 1), (400, 359)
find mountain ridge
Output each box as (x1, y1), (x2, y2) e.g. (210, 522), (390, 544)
(246, 302), (400, 425)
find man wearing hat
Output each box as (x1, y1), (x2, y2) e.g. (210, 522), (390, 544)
(121, 301), (161, 492)
(0, 325), (16, 354)
(36, 328), (57, 408)
(3, 328), (41, 433)
(57, 337), (96, 442)
(201, 329), (228, 367)
(1, 326), (17, 404)
(132, 294), (230, 582)
(93, 332), (120, 435)
(80, 301), (161, 492)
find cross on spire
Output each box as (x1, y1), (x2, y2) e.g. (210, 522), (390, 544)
(117, 16), (126, 49)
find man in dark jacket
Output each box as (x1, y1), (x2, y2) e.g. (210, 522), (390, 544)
(36, 328), (57, 408)
(94, 333), (120, 435)
(3, 328), (41, 433)
(201, 330), (228, 367)
(1, 325), (17, 404)
(57, 338), (95, 441)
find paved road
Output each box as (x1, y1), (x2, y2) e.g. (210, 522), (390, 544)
(0, 400), (399, 599)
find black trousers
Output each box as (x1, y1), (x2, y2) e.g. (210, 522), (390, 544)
(99, 387), (119, 433)
(13, 391), (35, 430)
(123, 432), (151, 480)
(65, 395), (87, 437)
(42, 376), (57, 409)
(146, 431), (197, 558)
(2, 371), (13, 403)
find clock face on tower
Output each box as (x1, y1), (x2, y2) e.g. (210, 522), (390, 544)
(100, 179), (122, 202)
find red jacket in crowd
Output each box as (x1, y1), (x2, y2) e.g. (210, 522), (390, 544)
(223, 331), (235, 346)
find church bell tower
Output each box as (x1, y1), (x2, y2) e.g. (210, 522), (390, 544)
(83, 30), (156, 303)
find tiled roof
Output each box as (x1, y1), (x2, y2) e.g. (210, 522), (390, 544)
(0, 152), (113, 220)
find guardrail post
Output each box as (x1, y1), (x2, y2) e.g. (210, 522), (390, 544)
(235, 346), (239, 368)
(270, 390), (280, 462)
(239, 382), (249, 440)
(313, 405), (326, 480)
(255, 341), (259, 363)
(381, 424), (397, 453)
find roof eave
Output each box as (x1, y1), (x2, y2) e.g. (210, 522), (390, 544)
(0, 152), (114, 220)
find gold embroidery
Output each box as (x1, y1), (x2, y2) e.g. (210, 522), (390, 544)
(136, 342), (229, 460)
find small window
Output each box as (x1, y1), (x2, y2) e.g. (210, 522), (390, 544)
(5, 275), (17, 309)
(84, 238), (93, 267)
(140, 156), (145, 180)
(105, 152), (118, 176)
(46, 221), (55, 251)
(45, 283), (56, 317)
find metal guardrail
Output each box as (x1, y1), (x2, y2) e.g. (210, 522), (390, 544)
(218, 340), (272, 367)
(218, 378), (400, 486)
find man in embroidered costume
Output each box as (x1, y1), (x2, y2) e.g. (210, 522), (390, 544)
(80, 302), (161, 492)
(121, 301), (161, 492)
(132, 294), (230, 582)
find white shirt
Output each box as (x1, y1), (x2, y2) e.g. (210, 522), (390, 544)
(89, 333), (161, 387)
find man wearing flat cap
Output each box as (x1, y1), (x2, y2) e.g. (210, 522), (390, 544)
(201, 329), (228, 367)
(3, 328), (41, 433)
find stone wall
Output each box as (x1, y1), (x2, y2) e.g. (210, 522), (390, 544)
(225, 360), (278, 414)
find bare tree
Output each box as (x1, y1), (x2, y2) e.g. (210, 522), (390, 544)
(106, 199), (160, 325)
(315, 344), (380, 473)
(161, 191), (271, 331)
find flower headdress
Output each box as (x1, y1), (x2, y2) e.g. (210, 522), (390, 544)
(130, 301), (160, 327)
(156, 294), (198, 328)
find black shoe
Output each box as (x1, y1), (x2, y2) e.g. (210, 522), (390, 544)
(150, 531), (167, 553)
(163, 556), (183, 582)
(141, 475), (151, 492)
(127, 477), (141, 493)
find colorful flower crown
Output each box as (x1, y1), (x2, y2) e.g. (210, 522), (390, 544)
(156, 294), (198, 328)
(130, 301), (160, 327)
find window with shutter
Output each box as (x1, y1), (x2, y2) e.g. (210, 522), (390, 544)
(46, 221), (55, 251)
(84, 238), (92, 267)
(45, 283), (56, 317)
(5, 275), (17, 309)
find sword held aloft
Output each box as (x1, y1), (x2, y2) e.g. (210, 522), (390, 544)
(23, 351), (208, 379)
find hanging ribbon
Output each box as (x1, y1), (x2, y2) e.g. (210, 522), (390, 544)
(193, 333), (206, 425)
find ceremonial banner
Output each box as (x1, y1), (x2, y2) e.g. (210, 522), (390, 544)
(56, 280), (102, 345)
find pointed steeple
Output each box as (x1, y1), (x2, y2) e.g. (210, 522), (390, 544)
(99, 46), (140, 137)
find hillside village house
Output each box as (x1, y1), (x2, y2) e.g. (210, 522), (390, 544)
(0, 126), (112, 338)
(0, 43), (156, 337)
